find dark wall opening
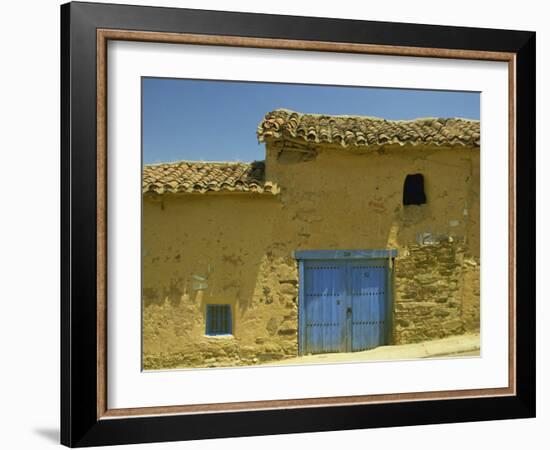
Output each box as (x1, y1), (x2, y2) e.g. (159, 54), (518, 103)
(403, 174), (426, 205)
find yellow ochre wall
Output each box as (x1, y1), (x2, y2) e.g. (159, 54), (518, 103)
(142, 143), (480, 369)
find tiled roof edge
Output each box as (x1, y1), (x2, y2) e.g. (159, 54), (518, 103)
(257, 108), (480, 148)
(142, 160), (280, 195)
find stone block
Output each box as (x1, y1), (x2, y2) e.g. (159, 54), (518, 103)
(433, 307), (451, 318)
(277, 327), (297, 336)
(266, 317), (278, 335)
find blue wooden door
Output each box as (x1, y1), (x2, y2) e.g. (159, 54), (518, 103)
(350, 261), (388, 351)
(301, 258), (389, 354)
(303, 261), (347, 354)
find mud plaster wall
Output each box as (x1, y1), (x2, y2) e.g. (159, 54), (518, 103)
(142, 143), (480, 369)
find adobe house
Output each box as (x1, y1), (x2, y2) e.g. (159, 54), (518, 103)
(142, 109), (480, 369)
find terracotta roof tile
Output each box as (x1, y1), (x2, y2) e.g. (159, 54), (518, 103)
(143, 161), (279, 195)
(257, 109), (480, 148)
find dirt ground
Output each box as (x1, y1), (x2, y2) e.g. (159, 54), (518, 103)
(261, 333), (480, 366)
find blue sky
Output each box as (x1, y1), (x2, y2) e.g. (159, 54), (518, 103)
(142, 78), (480, 164)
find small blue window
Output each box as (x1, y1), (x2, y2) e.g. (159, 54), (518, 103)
(206, 304), (232, 335)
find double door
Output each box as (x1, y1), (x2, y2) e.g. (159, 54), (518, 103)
(300, 259), (390, 354)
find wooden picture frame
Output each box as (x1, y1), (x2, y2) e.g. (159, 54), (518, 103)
(61, 1), (535, 447)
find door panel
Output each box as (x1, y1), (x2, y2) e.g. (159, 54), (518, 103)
(303, 261), (347, 354)
(350, 261), (387, 351)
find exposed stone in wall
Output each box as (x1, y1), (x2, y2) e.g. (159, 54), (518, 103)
(143, 238), (480, 369)
(393, 240), (480, 344)
(461, 258), (481, 332)
(238, 253), (299, 359)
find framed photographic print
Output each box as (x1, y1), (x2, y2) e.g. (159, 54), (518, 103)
(60, 1), (536, 447)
